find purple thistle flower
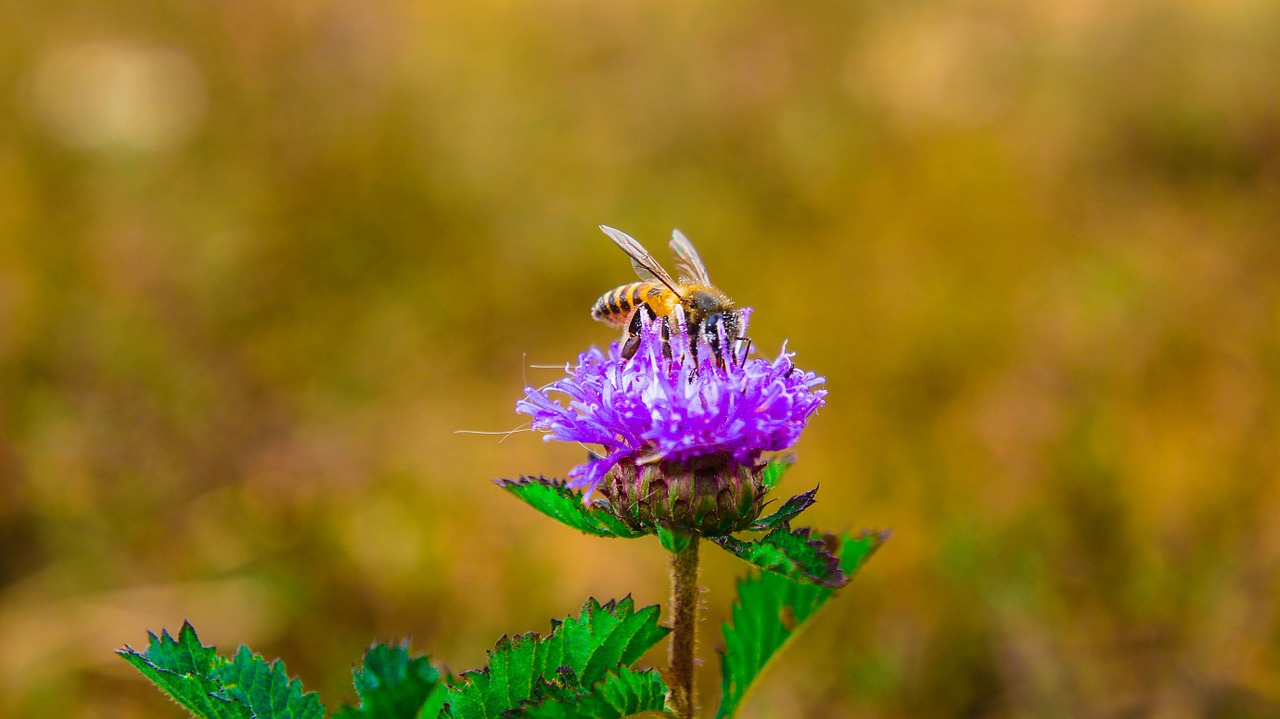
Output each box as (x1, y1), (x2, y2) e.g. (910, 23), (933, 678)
(517, 310), (827, 502)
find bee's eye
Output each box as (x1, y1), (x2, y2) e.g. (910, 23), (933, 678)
(704, 314), (723, 349)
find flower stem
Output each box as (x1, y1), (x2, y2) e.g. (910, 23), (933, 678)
(669, 536), (701, 719)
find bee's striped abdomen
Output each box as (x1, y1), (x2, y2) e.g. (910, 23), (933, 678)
(591, 281), (662, 326)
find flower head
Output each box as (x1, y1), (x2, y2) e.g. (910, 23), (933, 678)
(517, 310), (827, 508)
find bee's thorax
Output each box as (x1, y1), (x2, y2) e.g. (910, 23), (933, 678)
(680, 287), (733, 322)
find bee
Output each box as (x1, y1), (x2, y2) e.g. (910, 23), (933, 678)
(591, 225), (743, 361)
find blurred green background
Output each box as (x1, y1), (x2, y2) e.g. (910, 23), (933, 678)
(3, 0), (1279, 716)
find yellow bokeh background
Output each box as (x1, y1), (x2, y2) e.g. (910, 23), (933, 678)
(3, 1), (1279, 717)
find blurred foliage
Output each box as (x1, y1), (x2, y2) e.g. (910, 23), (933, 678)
(2, 0), (1279, 717)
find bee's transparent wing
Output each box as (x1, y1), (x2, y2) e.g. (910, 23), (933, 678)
(669, 229), (711, 285)
(629, 261), (657, 282)
(599, 225), (682, 296)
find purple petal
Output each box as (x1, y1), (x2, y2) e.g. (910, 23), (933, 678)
(516, 310), (825, 502)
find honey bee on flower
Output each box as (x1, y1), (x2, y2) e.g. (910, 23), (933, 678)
(591, 226), (744, 363)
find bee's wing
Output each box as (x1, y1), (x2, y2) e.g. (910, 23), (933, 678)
(669, 229), (711, 285)
(599, 225), (683, 296)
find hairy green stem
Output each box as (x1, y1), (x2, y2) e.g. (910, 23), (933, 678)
(668, 536), (701, 718)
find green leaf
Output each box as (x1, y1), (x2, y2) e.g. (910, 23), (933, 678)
(118, 622), (324, 719)
(446, 633), (539, 718)
(118, 623), (247, 719)
(420, 690), (449, 719)
(519, 667), (669, 718)
(711, 527), (846, 588)
(497, 477), (647, 538)
(716, 531), (887, 719)
(335, 642), (446, 719)
(656, 527), (692, 554)
(759, 455), (794, 490)
(213, 646), (326, 719)
(445, 597), (670, 719)
(749, 488), (818, 532)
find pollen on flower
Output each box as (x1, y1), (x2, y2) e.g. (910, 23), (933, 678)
(516, 311), (827, 507)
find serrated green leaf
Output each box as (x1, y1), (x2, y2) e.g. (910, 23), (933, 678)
(335, 642), (446, 719)
(420, 689), (449, 719)
(527, 666), (582, 707)
(118, 623), (325, 719)
(497, 477), (647, 538)
(759, 455), (794, 490)
(518, 667), (669, 719)
(712, 527), (845, 588)
(656, 528), (692, 554)
(716, 531), (887, 719)
(445, 597), (670, 719)
(212, 646), (326, 719)
(749, 488), (818, 532)
(118, 623), (247, 719)
(560, 597), (670, 686)
(447, 633), (540, 718)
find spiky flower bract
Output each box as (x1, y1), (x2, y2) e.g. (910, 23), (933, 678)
(517, 311), (826, 527)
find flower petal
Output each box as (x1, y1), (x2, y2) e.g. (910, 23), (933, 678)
(517, 310), (826, 500)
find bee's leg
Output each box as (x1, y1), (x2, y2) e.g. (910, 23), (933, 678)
(621, 308), (647, 359)
(736, 336), (753, 365)
(621, 334), (642, 359)
(688, 318), (708, 364)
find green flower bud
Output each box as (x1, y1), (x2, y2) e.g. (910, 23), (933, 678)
(599, 453), (766, 536)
